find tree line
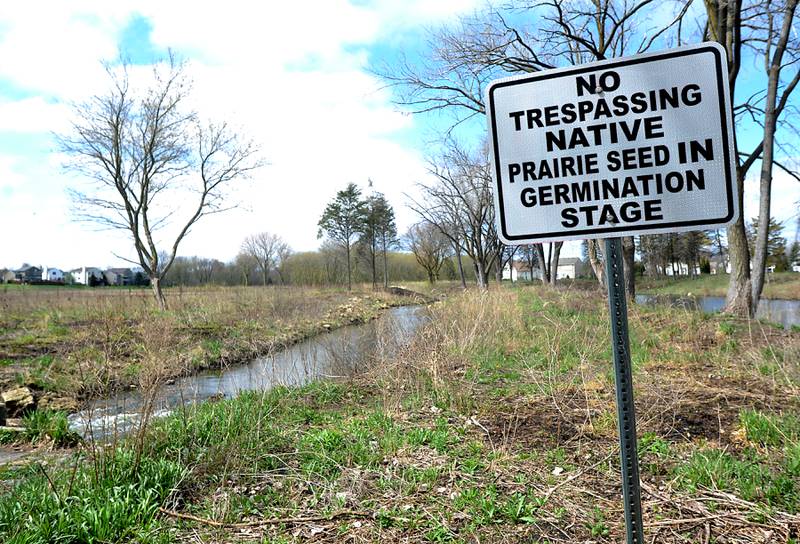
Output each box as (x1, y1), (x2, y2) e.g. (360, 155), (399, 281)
(378, 0), (800, 316)
(59, 2), (799, 315)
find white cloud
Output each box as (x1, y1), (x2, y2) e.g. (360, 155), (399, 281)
(744, 169), (800, 238)
(0, 0), (485, 269)
(0, 97), (70, 133)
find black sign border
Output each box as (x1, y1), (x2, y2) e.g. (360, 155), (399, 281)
(489, 45), (735, 242)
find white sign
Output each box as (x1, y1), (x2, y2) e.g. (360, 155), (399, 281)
(486, 43), (738, 244)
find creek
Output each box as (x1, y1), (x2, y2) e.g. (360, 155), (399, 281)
(636, 294), (800, 329)
(68, 305), (427, 439)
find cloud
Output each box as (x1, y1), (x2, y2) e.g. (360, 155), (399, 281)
(0, 1), (486, 269)
(744, 168), (800, 239)
(0, 97), (70, 133)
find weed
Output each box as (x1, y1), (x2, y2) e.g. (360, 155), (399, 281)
(740, 410), (800, 448)
(0, 448), (184, 542)
(676, 449), (798, 510)
(638, 432), (671, 458)
(22, 410), (80, 447)
(587, 507), (609, 537)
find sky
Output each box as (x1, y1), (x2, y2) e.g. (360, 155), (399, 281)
(0, 1), (797, 271)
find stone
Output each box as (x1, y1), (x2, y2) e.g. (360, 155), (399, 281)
(37, 395), (78, 413)
(1, 386), (35, 416)
(0, 401), (5, 426)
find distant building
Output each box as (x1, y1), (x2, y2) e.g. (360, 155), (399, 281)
(41, 267), (64, 283)
(71, 267), (104, 286)
(555, 257), (587, 280)
(1, 270), (14, 283)
(709, 255), (730, 275)
(104, 268), (133, 286)
(13, 265), (42, 283)
(502, 260), (542, 282)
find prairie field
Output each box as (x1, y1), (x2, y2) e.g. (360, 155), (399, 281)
(2, 284), (800, 543)
(0, 284), (419, 403)
(640, 272), (800, 300)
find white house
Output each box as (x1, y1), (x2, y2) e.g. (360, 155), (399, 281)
(71, 267), (104, 285)
(662, 262), (701, 276)
(555, 257), (586, 279)
(502, 261), (542, 282)
(104, 268), (133, 286)
(41, 267), (64, 283)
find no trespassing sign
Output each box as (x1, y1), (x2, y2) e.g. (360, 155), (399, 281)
(486, 42), (739, 245)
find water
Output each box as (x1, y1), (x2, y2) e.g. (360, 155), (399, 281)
(635, 294), (800, 329)
(69, 305), (426, 439)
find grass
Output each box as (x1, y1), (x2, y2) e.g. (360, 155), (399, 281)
(639, 272), (800, 299)
(0, 285), (416, 400)
(0, 448), (184, 543)
(0, 286), (799, 542)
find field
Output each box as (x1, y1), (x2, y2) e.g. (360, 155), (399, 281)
(1, 284), (800, 542)
(640, 272), (800, 300)
(0, 284), (420, 406)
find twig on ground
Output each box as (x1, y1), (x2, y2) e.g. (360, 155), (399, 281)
(159, 507), (372, 528)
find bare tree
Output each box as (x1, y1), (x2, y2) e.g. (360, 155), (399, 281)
(747, 0), (800, 308)
(518, 244), (540, 281)
(380, 1), (692, 297)
(234, 252), (257, 286)
(406, 222), (451, 283)
(493, 241), (518, 283)
(241, 232), (291, 286)
(704, 0), (800, 316)
(60, 57), (262, 309)
(409, 140), (499, 288)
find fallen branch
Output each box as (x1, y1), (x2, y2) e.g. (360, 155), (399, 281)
(543, 450), (615, 502)
(158, 507), (371, 528)
(650, 513), (730, 527)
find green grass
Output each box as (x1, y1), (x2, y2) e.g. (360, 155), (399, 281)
(0, 448), (184, 543)
(1, 287), (798, 542)
(674, 410), (800, 512)
(675, 448), (798, 510)
(740, 410), (800, 448)
(21, 410), (81, 447)
(640, 272), (800, 300)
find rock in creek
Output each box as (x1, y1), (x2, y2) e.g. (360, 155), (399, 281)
(38, 395), (78, 413)
(1, 386), (35, 417)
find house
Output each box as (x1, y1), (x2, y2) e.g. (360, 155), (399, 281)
(71, 267), (104, 286)
(555, 257), (586, 280)
(663, 262), (701, 276)
(502, 260), (542, 282)
(41, 267), (64, 283)
(13, 265), (42, 283)
(1, 270), (14, 283)
(104, 268), (133, 286)
(709, 255), (730, 275)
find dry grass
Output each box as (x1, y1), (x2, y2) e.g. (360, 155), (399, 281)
(3, 285), (800, 543)
(0, 285), (411, 400)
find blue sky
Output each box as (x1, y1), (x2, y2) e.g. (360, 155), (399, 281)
(0, 1), (797, 271)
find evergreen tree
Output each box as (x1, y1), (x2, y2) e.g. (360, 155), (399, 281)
(361, 193), (397, 289)
(318, 183), (368, 290)
(747, 217), (789, 271)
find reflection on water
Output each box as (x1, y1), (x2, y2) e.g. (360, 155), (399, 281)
(70, 305), (426, 439)
(636, 294), (800, 329)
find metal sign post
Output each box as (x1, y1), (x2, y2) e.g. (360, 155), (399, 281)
(603, 237), (644, 544)
(484, 42), (740, 544)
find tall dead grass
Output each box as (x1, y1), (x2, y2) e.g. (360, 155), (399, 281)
(374, 288), (525, 411)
